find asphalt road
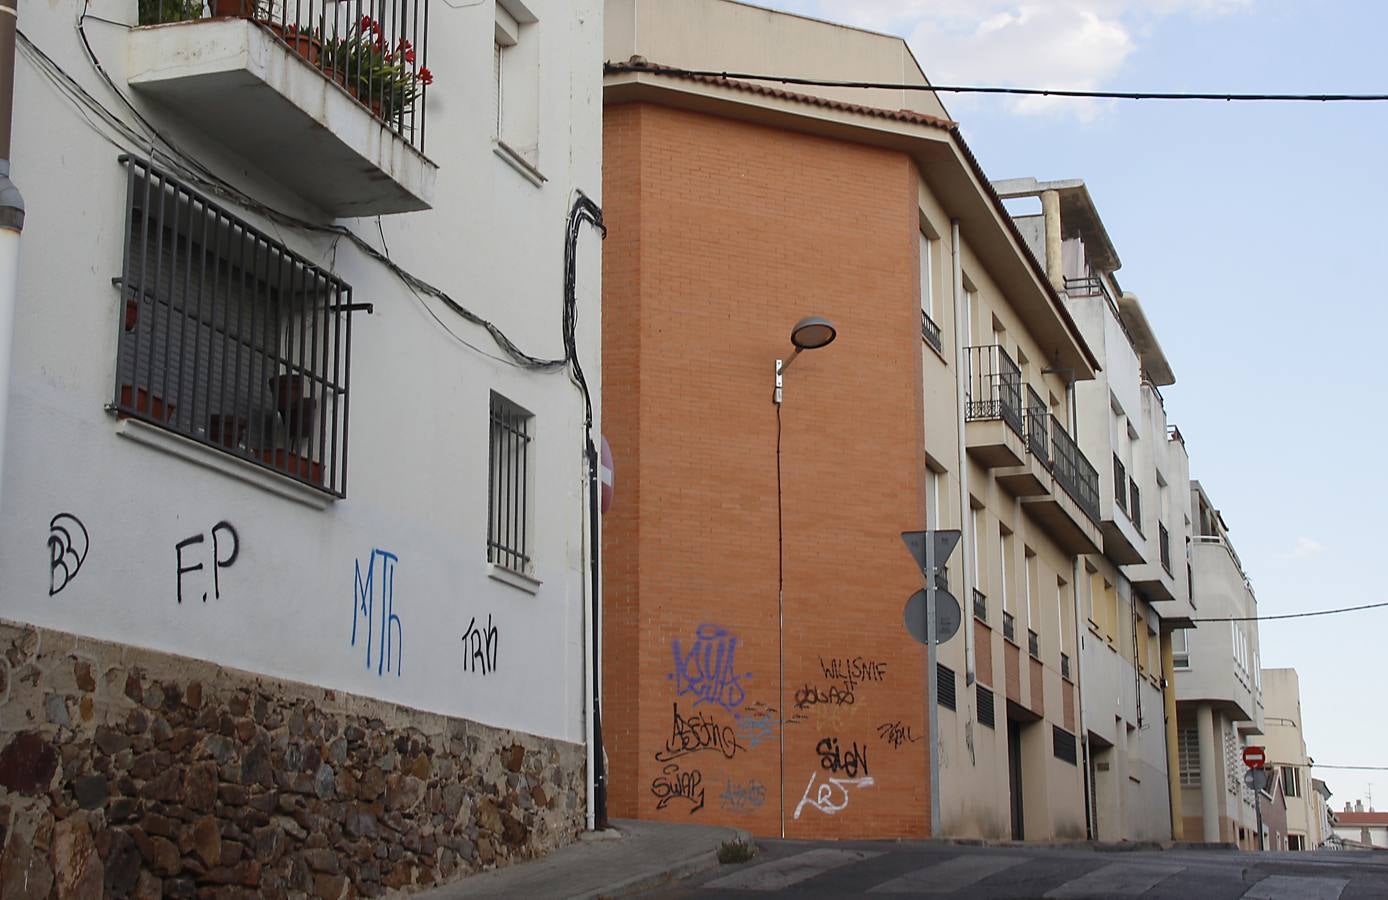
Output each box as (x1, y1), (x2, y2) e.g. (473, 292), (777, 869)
(652, 839), (1388, 899)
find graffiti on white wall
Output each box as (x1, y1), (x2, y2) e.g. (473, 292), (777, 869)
(47, 513), (89, 596)
(352, 548), (403, 677)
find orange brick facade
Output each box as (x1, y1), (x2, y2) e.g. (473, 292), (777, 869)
(601, 102), (932, 838)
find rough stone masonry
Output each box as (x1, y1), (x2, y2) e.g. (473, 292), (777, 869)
(0, 620), (585, 898)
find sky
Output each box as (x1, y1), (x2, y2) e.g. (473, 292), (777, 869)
(753, 0), (1388, 813)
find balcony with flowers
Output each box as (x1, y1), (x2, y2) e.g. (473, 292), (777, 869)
(127, 0), (437, 216)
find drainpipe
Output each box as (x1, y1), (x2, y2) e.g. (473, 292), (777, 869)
(1065, 375), (1096, 840)
(0, 0), (25, 511)
(951, 220), (974, 691)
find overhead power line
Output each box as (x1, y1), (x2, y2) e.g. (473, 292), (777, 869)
(605, 62), (1388, 103)
(1189, 600), (1388, 624)
(1313, 764), (1388, 772)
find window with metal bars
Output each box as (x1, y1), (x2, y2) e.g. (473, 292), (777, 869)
(1053, 726), (1078, 765)
(487, 393), (534, 574)
(114, 158), (355, 497)
(1178, 727), (1201, 786)
(937, 664), (956, 711)
(977, 684), (995, 729)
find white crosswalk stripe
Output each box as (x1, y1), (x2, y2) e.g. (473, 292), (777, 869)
(1241, 875), (1349, 900)
(703, 848), (885, 891)
(1043, 861), (1185, 897)
(868, 853), (1029, 894)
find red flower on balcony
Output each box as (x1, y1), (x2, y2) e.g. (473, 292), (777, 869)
(419, 67), (433, 86)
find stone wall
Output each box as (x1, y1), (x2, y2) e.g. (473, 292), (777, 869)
(0, 621), (586, 898)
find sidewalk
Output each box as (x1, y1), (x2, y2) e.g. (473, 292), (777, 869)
(414, 819), (753, 899)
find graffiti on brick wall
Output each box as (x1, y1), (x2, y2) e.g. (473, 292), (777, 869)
(352, 548), (402, 677)
(719, 778), (767, 813)
(654, 703), (745, 763)
(47, 513), (89, 596)
(734, 700), (779, 749)
(816, 736), (870, 777)
(818, 656), (888, 690)
(651, 763), (705, 814)
(793, 770), (874, 819)
(877, 721), (922, 749)
(461, 613), (499, 676)
(174, 521), (239, 604)
(668, 624), (750, 713)
(793, 681), (855, 711)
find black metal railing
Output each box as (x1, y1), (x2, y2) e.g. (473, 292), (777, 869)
(1113, 454), (1127, 513)
(1003, 611), (1016, 642)
(1159, 523), (1172, 574)
(964, 344), (1023, 438)
(1024, 385), (1050, 466)
(973, 588), (988, 622)
(487, 394), (533, 574)
(1051, 416), (1101, 523)
(1061, 652), (1071, 680)
(1063, 274), (1108, 300)
(137, 0), (432, 153)
(921, 309), (943, 354)
(1129, 477), (1143, 535)
(114, 157), (355, 497)
(1028, 628), (1040, 658)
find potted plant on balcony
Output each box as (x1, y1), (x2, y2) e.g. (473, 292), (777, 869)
(324, 15), (433, 122)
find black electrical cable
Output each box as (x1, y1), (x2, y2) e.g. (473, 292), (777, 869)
(1189, 600), (1388, 623)
(774, 398), (785, 838)
(604, 61), (1388, 103)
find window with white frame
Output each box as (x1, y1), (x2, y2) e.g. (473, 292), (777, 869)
(1172, 627), (1190, 669)
(919, 230), (936, 319)
(1282, 766), (1302, 798)
(971, 505), (983, 584)
(487, 392), (535, 574)
(494, 0), (540, 172)
(999, 528), (1011, 614)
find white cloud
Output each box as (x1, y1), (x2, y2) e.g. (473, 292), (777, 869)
(803, 0), (1252, 120)
(1290, 537), (1324, 559)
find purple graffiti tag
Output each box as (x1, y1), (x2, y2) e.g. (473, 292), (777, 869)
(668, 624), (751, 713)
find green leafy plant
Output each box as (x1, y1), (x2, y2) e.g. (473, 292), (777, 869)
(717, 839), (758, 865)
(138, 0), (204, 25)
(324, 15), (433, 121)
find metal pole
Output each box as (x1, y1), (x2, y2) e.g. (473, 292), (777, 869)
(926, 532), (940, 836)
(0, 0), (26, 513)
(1256, 776), (1265, 851)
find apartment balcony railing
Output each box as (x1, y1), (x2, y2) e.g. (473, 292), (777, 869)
(139, 1), (432, 151)
(1063, 274), (1109, 300)
(1061, 652), (1072, 680)
(1002, 611), (1016, 642)
(1050, 415), (1101, 523)
(1113, 454), (1128, 513)
(1024, 385), (1050, 467)
(1028, 628), (1040, 659)
(965, 344), (1023, 437)
(1129, 477), (1143, 536)
(973, 588), (988, 622)
(921, 309), (943, 354)
(1160, 523), (1172, 575)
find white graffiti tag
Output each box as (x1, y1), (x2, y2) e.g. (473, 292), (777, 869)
(792, 770), (875, 820)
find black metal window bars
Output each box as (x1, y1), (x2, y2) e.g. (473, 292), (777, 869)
(1024, 384), (1050, 466)
(487, 394), (533, 575)
(114, 157), (356, 497)
(137, 0), (432, 154)
(1061, 652), (1071, 680)
(1051, 416), (1101, 524)
(1159, 523), (1172, 574)
(1129, 478), (1143, 536)
(964, 344), (1023, 438)
(973, 588), (988, 623)
(1002, 610), (1016, 642)
(1028, 628), (1040, 658)
(921, 309), (943, 354)
(1113, 453), (1128, 513)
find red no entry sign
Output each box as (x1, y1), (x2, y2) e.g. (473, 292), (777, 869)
(1243, 746), (1266, 769)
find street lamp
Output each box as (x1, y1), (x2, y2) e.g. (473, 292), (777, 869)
(774, 315), (837, 404)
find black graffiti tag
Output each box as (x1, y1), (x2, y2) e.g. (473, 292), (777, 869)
(654, 703), (744, 763)
(651, 764), (704, 814)
(818, 655), (888, 691)
(877, 720), (923, 749)
(794, 681), (855, 710)
(461, 613), (499, 675)
(48, 513), (90, 596)
(817, 737), (870, 778)
(175, 521), (239, 604)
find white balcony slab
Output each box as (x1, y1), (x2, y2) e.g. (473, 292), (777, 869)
(128, 19), (436, 216)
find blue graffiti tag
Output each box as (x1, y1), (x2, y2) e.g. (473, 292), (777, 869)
(668, 624), (751, 713)
(351, 548), (402, 677)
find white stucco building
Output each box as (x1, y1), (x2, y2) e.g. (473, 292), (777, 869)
(0, 0), (604, 890)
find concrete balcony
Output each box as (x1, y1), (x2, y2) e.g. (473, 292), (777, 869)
(128, 18), (437, 216)
(964, 344), (1026, 467)
(998, 389), (1052, 496)
(1176, 535), (1260, 722)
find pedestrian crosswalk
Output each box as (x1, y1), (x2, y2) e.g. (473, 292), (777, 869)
(699, 849), (1359, 898)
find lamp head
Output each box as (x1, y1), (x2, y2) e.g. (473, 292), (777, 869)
(790, 315), (837, 351)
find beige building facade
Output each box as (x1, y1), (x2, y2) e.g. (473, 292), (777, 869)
(1262, 668), (1327, 849)
(1175, 482), (1265, 848)
(996, 178), (1193, 843)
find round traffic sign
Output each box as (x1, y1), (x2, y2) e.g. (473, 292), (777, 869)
(904, 588), (961, 645)
(1243, 746), (1266, 769)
